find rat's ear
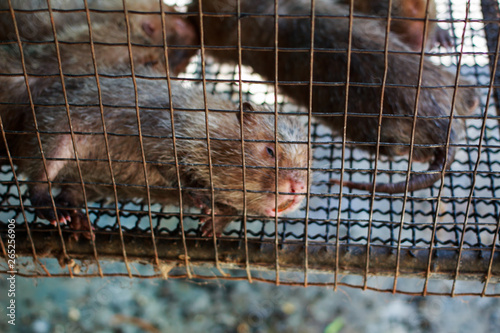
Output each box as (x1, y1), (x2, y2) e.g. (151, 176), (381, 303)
(142, 21), (155, 37)
(237, 102), (257, 125)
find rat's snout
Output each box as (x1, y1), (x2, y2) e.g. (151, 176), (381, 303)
(264, 178), (307, 217)
(280, 174), (307, 194)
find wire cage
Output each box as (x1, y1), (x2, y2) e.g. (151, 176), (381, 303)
(0, 0), (500, 297)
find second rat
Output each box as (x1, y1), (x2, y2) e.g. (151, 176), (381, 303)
(188, 0), (478, 193)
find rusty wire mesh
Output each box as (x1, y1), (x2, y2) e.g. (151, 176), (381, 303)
(0, 0), (499, 296)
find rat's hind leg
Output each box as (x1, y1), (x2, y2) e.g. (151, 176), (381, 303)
(28, 134), (76, 225)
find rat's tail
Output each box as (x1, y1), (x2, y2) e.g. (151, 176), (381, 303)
(331, 146), (456, 194)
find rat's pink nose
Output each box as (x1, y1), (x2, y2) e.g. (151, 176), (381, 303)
(289, 180), (306, 193)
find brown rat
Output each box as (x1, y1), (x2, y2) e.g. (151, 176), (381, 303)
(339, 0), (453, 50)
(3, 74), (308, 236)
(0, 0), (198, 159)
(188, 0), (478, 193)
(330, 67), (479, 193)
(0, 0), (197, 76)
(0, 9), (194, 161)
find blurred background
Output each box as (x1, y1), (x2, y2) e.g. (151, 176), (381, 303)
(0, 273), (499, 332)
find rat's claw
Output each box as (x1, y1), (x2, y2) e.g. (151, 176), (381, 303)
(200, 219), (222, 238)
(60, 210), (72, 224)
(68, 211), (95, 242)
(201, 228), (213, 237)
(200, 220), (212, 237)
(198, 208), (212, 225)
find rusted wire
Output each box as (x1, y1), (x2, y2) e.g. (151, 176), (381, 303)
(433, 0), (472, 297)
(235, 0), (252, 283)
(73, 0), (108, 278)
(158, 0), (192, 279)
(335, 0), (354, 292)
(3, 229), (500, 295)
(6, 0), (72, 277)
(365, 0), (394, 292)
(393, 0), (439, 294)
(303, 0), (316, 288)
(273, 0), (281, 286)
(195, 0), (223, 272)
(0, 116), (50, 275)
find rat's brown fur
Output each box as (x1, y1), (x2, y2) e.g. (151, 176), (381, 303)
(2, 75), (308, 235)
(339, 0), (452, 50)
(0, 0), (198, 163)
(188, 0), (478, 193)
(0, 0), (197, 76)
(0, 0), (85, 42)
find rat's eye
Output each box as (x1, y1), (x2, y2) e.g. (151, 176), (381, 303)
(266, 146), (275, 158)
